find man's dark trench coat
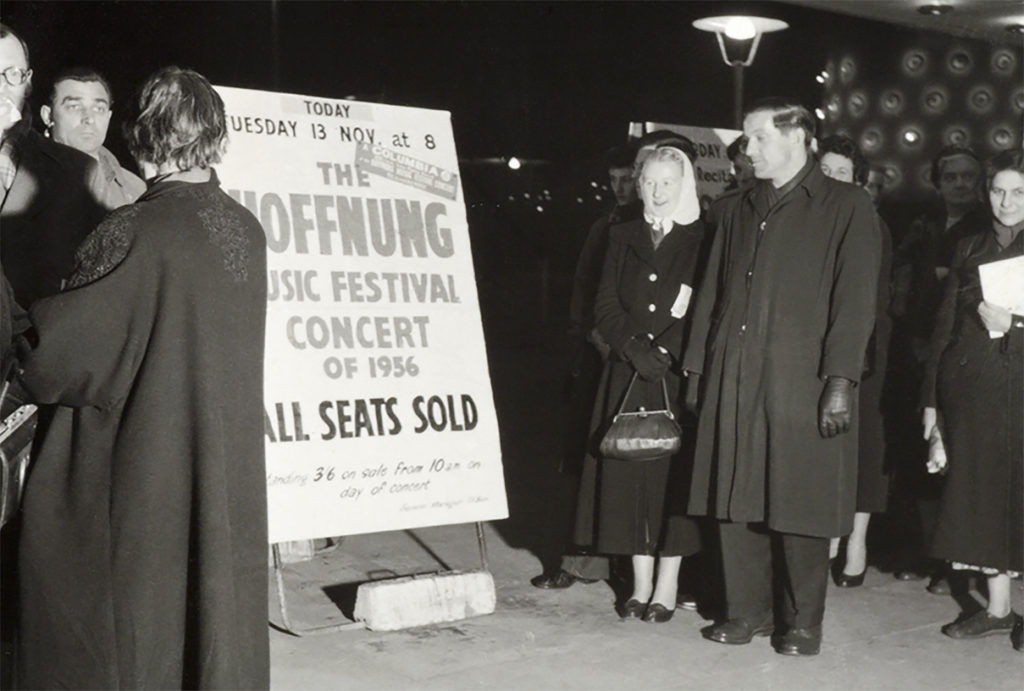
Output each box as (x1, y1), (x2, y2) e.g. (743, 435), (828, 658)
(682, 164), (881, 538)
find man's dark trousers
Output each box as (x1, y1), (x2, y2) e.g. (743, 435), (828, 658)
(719, 521), (830, 629)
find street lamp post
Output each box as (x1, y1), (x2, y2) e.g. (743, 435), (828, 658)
(692, 16), (789, 129)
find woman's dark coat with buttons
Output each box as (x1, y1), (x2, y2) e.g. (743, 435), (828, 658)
(571, 217), (706, 554)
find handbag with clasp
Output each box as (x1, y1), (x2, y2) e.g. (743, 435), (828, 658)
(599, 373), (682, 462)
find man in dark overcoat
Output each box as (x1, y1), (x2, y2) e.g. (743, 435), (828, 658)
(682, 98), (880, 656)
(0, 24), (107, 308)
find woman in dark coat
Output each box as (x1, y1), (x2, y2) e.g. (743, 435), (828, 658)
(589, 144), (704, 623)
(16, 67), (270, 689)
(922, 148), (1024, 648)
(818, 136), (894, 587)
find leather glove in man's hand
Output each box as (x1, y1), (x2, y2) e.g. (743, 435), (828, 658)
(623, 337), (670, 382)
(818, 376), (854, 438)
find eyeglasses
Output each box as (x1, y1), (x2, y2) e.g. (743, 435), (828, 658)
(1, 67), (32, 87)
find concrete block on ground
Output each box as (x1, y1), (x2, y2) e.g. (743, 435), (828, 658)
(353, 569), (496, 631)
(270, 540), (315, 565)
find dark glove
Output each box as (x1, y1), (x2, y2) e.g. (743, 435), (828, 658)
(684, 372), (701, 414)
(818, 376), (853, 438)
(623, 336), (670, 382)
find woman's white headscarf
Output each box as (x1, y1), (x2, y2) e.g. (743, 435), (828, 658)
(636, 145), (701, 227)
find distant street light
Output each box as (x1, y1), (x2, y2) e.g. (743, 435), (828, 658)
(693, 15), (789, 129)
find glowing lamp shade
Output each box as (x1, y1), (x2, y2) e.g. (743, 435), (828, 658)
(693, 15), (789, 128)
(692, 16), (789, 67)
(725, 17), (757, 40)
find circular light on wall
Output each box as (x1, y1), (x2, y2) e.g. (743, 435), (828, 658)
(839, 57), (857, 84)
(880, 89), (905, 115)
(947, 49), (973, 75)
(921, 85), (950, 115)
(988, 124), (1019, 150)
(724, 16), (757, 40)
(859, 127), (884, 154)
(847, 91), (868, 118)
(991, 48), (1018, 76)
(967, 85), (996, 115)
(899, 126), (925, 150)
(508, 157), (522, 170)
(942, 124), (971, 147)
(1011, 86), (1024, 114)
(902, 49), (929, 77)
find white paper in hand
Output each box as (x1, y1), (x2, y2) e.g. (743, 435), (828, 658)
(978, 256), (1024, 338)
(670, 284), (693, 319)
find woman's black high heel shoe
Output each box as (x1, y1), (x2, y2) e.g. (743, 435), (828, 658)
(618, 598), (647, 619)
(642, 602), (675, 623)
(831, 556), (865, 587)
(833, 567), (866, 587)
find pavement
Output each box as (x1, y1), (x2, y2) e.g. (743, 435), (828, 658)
(268, 340), (1024, 691)
(3, 266), (1018, 690)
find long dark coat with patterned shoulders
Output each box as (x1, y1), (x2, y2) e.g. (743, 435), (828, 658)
(17, 172), (269, 690)
(682, 164), (880, 538)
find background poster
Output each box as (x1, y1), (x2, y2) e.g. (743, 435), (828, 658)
(631, 122), (743, 201)
(214, 86), (507, 543)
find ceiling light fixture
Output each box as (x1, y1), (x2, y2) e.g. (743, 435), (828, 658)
(917, 4), (954, 16)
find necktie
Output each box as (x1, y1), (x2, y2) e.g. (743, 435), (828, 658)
(645, 214), (670, 249)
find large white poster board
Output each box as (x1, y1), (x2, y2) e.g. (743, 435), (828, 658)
(214, 86), (507, 543)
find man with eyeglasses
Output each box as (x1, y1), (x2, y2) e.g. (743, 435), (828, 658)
(0, 23), (106, 308)
(40, 68), (145, 209)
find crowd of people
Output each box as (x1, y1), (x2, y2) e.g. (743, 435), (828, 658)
(1, 23), (269, 689)
(535, 101), (1023, 657)
(0, 12), (1021, 690)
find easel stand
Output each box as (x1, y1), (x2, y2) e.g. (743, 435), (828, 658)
(272, 521), (491, 636)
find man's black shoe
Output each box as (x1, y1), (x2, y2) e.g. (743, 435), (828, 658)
(530, 569), (598, 589)
(702, 616), (774, 644)
(777, 625), (822, 656)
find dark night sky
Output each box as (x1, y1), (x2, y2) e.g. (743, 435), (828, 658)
(3, 0), (896, 167)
